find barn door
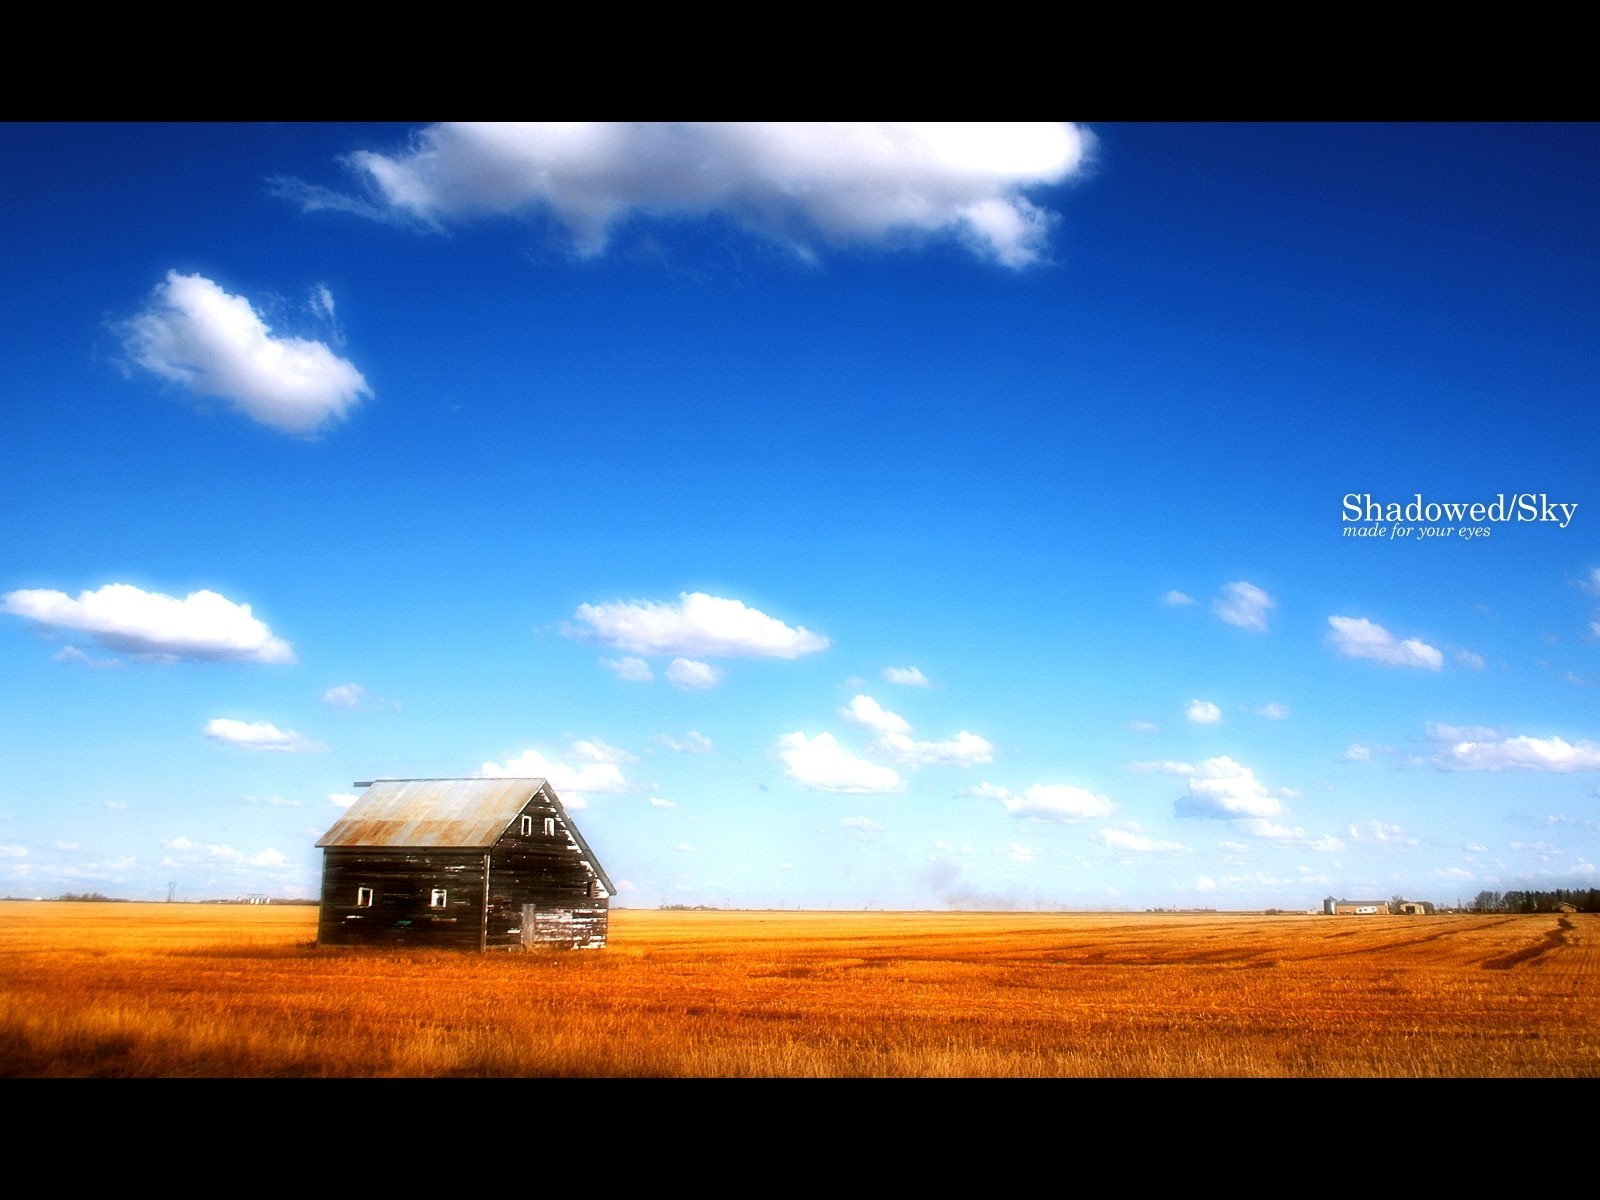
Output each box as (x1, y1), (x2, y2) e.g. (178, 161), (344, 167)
(521, 904), (576, 949)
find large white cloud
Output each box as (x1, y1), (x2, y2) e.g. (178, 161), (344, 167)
(570, 591), (828, 658)
(117, 271), (370, 435)
(204, 718), (327, 752)
(3, 583), (294, 664)
(290, 123), (1091, 268)
(777, 731), (902, 794)
(1434, 733), (1600, 772)
(1174, 756), (1287, 819)
(1212, 581), (1275, 631)
(1327, 616), (1443, 670)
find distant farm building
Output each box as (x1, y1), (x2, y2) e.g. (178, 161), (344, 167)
(316, 777), (614, 951)
(1323, 896), (1391, 915)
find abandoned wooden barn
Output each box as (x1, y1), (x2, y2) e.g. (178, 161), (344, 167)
(316, 777), (614, 951)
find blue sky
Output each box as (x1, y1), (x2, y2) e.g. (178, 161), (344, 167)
(2, 122), (1597, 909)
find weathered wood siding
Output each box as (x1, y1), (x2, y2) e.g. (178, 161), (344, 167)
(485, 795), (608, 949)
(318, 850), (487, 949)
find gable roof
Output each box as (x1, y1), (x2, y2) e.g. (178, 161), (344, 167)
(316, 777), (615, 894)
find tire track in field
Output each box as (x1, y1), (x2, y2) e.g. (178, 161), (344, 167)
(1482, 916), (1576, 971)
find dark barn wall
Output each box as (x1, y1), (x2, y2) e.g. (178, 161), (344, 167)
(318, 850), (487, 949)
(484, 797), (609, 949)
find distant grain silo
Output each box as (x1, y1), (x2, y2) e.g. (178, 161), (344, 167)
(316, 777), (614, 951)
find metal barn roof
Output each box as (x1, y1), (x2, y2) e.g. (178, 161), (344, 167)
(315, 777), (604, 871)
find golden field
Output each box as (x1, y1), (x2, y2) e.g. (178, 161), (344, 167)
(1, 901), (1595, 1077)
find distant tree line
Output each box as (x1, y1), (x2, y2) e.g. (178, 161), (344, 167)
(1470, 888), (1600, 913)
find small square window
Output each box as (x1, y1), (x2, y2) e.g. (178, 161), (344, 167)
(520, 814), (533, 837)
(430, 888), (448, 908)
(543, 817), (555, 837)
(356, 886), (374, 908)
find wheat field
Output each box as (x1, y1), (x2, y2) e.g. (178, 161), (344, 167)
(1, 901), (1595, 1077)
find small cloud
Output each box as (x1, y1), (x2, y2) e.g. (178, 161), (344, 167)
(600, 656), (653, 682)
(116, 271), (370, 436)
(1431, 732), (1600, 773)
(1009, 843), (1039, 863)
(328, 793), (358, 808)
(841, 816), (882, 836)
(1185, 699), (1223, 725)
(990, 782), (1114, 823)
(1327, 615), (1443, 670)
(1344, 744), (1372, 763)
(52, 645), (124, 669)
(322, 683), (366, 708)
(249, 848), (288, 867)
(204, 718), (327, 753)
(1127, 720), (1159, 734)
(570, 738), (636, 764)
(840, 694), (911, 736)
(675, 843), (695, 853)
(1097, 828), (1191, 855)
(666, 657), (723, 690)
(1212, 581), (1275, 632)
(654, 731), (713, 754)
(648, 796), (677, 809)
(1161, 590), (1196, 607)
(1251, 703), (1289, 720)
(569, 591), (828, 659)
(882, 666), (931, 688)
(1455, 649), (1485, 670)
(103, 799), (128, 810)
(4, 583), (294, 664)
(1124, 760), (1197, 776)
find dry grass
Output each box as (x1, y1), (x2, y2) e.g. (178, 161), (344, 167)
(2, 902), (1596, 1077)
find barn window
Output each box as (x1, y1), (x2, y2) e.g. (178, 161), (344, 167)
(520, 814), (534, 836)
(430, 888), (448, 908)
(543, 817), (555, 837)
(355, 886), (374, 908)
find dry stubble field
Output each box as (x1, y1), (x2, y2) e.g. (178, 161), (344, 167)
(1, 901), (1595, 1077)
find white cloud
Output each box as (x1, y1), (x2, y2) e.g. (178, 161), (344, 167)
(1435, 866), (1474, 880)
(1581, 567), (1600, 596)
(0, 845), (27, 858)
(1434, 733), (1600, 773)
(1161, 590), (1196, 607)
(1009, 843), (1039, 863)
(777, 731), (902, 794)
(3, 583), (294, 664)
(840, 694), (911, 736)
(1344, 744), (1372, 762)
(322, 683), (366, 708)
(204, 718), (327, 753)
(882, 666), (931, 688)
(666, 657), (723, 690)
(1252, 703), (1289, 720)
(1175, 757), (1287, 820)
(291, 122), (1091, 268)
(880, 730), (994, 767)
(654, 730), (712, 754)
(1426, 721), (1500, 743)
(117, 271), (370, 435)
(648, 796), (677, 809)
(571, 591), (828, 659)
(1234, 819), (1308, 841)
(1196, 875), (1216, 891)
(249, 848), (288, 867)
(1326, 615), (1443, 670)
(841, 816), (882, 832)
(676, 843), (695, 853)
(1128, 720), (1160, 734)
(1455, 649), (1485, 670)
(1346, 821), (1418, 846)
(480, 747), (631, 800)
(328, 793), (358, 809)
(103, 799), (127, 811)
(991, 782), (1114, 823)
(1097, 828), (1191, 855)
(570, 738), (636, 764)
(1212, 581), (1275, 632)
(600, 656), (653, 682)
(1185, 699), (1223, 724)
